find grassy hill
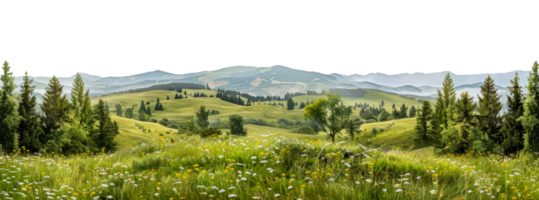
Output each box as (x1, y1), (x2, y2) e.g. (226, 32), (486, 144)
(90, 89), (426, 150)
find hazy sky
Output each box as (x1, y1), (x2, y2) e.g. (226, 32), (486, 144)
(6, 62), (532, 76)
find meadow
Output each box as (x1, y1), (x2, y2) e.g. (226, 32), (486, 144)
(0, 130), (535, 199)
(4, 89), (515, 200)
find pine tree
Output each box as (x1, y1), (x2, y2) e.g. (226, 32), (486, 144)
(155, 98), (161, 111)
(476, 75), (503, 144)
(115, 104), (121, 116)
(196, 105), (210, 128)
(521, 61), (539, 152)
(70, 73), (85, 115)
(146, 105), (151, 116)
(91, 99), (120, 151)
(287, 98), (295, 110)
(41, 76), (71, 144)
(18, 72), (43, 152)
(500, 72), (525, 154)
(167, 96), (170, 100)
(399, 104), (408, 118)
(409, 105), (416, 118)
(441, 92), (486, 154)
(139, 100), (146, 113)
(392, 109), (400, 119)
(346, 118), (363, 140)
(0, 61), (20, 152)
(437, 73), (457, 130)
(415, 101), (432, 142)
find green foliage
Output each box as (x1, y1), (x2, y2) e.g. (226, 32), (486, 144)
(409, 105), (416, 118)
(18, 72), (43, 152)
(521, 61), (539, 152)
(91, 99), (120, 151)
(287, 97), (295, 110)
(296, 125), (315, 135)
(303, 94), (352, 142)
(365, 119), (377, 124)
(415, 100), (432, 142)
(476, 75), (503, 144)
(41, 76), (71, 143)
(345, 118), (363, 139)
(159, 118), (169, 126)
(399, 104), (408, 118)
(229, 115), (247, 136)
(199, 128), (222, 138)
(116, 104), (123, 116)
(500, 72), (525, 154)
(139, 100), (147, 113)
(377, 110), (390, 122)
(0, 61), (20, 152)
(196, 105), (210, 128)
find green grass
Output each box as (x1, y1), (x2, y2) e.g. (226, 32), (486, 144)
(1, 131), (535, 199)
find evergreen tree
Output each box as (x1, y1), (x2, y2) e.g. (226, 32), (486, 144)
(70, 73), (85, 119)
(105, 101), (109, 111)
(116, 104), (123, 116)
(500, 72), (525, 154)
(392, 103), (395, 109)
(146, 105), (151, 116)
(476, 76), (503, 144)
(392, 109), (400, 119)
(0, 61), (20, 152)
(409, 105), (416, 118)
(399, 104), (408, 118)
(41, 76), (71, 145)
(155, 98), (161, 110)
(346, 118), (363, 140)
(229, 115), (247, 136)
(441, 73), (457, 129)
(196, 105), (210, 128)
(521, 61), (539, 152)
(91, 99), (120, 151)
(415, 101), (432, 142)
(287, 98), (295, 110)
(139, 100), (146, 113)
(167, 96), (170, 100)
(138, 110), (147, 121)
(17, 72), (43, 152)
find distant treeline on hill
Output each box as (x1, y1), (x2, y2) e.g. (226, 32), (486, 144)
(328, 88), (367, 98)
(217, 89), (284, 102)
(93, 82), (210, 98)
(361, 88), (436, 101)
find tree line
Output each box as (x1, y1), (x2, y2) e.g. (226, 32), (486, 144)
(0, 61), (119, 154)
(415, 61), (539, 155)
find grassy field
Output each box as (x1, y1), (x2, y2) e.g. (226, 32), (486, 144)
(0, 131), (534, 199)
(92, 90), (424, 150)
(2, 90), (525, 199)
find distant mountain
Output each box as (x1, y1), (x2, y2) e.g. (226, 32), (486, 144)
(95, 70), (189, 85)
(344, 71), (527, 87)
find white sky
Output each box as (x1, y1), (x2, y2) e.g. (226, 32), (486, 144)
(6, 62), (532, 76)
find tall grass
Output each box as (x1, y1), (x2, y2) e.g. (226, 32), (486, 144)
(1, 132), (535, 199)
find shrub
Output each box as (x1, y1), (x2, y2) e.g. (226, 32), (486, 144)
(159, 118), (169, 126)
(229, 115), (247, 136)
(296, 126), (315, 135)
(199, 128), (223, 138)
(169, 123), (179, 129)
(278, 122), (289, 129)
(149, 118), (158, 123)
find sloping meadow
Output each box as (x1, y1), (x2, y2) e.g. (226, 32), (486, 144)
(1, 133), (537, 199)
